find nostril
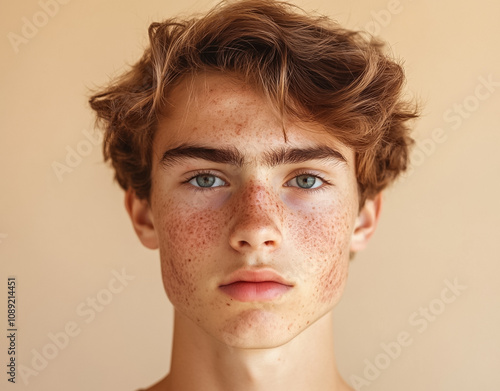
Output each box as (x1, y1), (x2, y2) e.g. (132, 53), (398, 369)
(229, 221), (283, 253)
(238, 240), (251, 248)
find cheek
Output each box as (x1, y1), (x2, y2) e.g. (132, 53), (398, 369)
(316, 255), (349, 304)
(288, 200), (354, 303)
(154, 198), (225, 303)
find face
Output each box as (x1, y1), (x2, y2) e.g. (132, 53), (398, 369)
(128, 73), (379, 348)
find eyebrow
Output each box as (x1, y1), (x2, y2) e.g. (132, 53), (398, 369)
(159, 143), (347, 168)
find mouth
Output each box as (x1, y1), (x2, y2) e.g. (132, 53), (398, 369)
(219, 269), (294, 302)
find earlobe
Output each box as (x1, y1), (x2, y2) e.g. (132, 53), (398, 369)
(124, 189), (159, 250)
(350, 193), (383, 253)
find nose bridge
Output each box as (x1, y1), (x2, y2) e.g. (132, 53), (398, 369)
(229, 178), (284, 252)
(237, 179), (282, 222)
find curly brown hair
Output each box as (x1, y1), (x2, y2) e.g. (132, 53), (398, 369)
(89, 0), (418, 205)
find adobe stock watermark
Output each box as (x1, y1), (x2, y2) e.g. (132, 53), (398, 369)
(52, 129), (103, 182)
(349, 277), (467, 390)
(7, 0), (72, 54)
(402, 74), (499, 179)
(356, 0), (414, 37)
(17, 268), (135, 385)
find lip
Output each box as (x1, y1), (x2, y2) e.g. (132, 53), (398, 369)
(219, 269), (293, 302)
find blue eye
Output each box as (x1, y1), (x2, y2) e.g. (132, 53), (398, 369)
(288, 174), (323, 189)
(188, 174), (226, 188)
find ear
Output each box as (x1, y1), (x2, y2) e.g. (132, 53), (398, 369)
(350, 192), (383, 253)
(124, 189), (159, 250)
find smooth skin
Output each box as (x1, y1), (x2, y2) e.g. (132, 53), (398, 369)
(126, 73), (381, 391)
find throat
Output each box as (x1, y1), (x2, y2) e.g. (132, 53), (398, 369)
(163, 310), (351, 391)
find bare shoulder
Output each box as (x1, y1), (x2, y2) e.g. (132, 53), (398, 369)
(138, 375), (169, 391)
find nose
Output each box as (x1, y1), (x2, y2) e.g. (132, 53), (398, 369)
(228, 181), (283, 254)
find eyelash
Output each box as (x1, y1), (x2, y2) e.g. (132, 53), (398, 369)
(182, 170), (227, 193)
(288, 170), (332, 193)
(183, 170), (332, 193)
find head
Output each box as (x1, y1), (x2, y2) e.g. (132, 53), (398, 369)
(89, 0), (418, 347)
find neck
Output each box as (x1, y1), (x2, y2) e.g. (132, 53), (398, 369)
(163, 310), (352, 391)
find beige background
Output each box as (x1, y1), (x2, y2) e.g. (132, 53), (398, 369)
(1, 0), (499, 389)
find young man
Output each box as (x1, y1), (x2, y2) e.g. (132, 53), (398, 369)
(89, 0), (418, 389)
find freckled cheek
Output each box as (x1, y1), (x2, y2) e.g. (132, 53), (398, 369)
(287, 205), (353, 303)
(153, 201), (227, 301)
(162, 210), (222, 251)
(316, 256), (349, 303)
(316, 212), (352, 303)
(289, 204), (352, 256)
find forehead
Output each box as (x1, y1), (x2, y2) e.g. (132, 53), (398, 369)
(155, 73), (353, 162)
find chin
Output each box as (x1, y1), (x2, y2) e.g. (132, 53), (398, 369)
(212, 308), (308, 349)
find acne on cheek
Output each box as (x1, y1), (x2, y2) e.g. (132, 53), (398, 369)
(289, 201), (353, 303)
(156, 194), (224, 250)
(156, 200), (224, 303)
(317, 255), (349, 303)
